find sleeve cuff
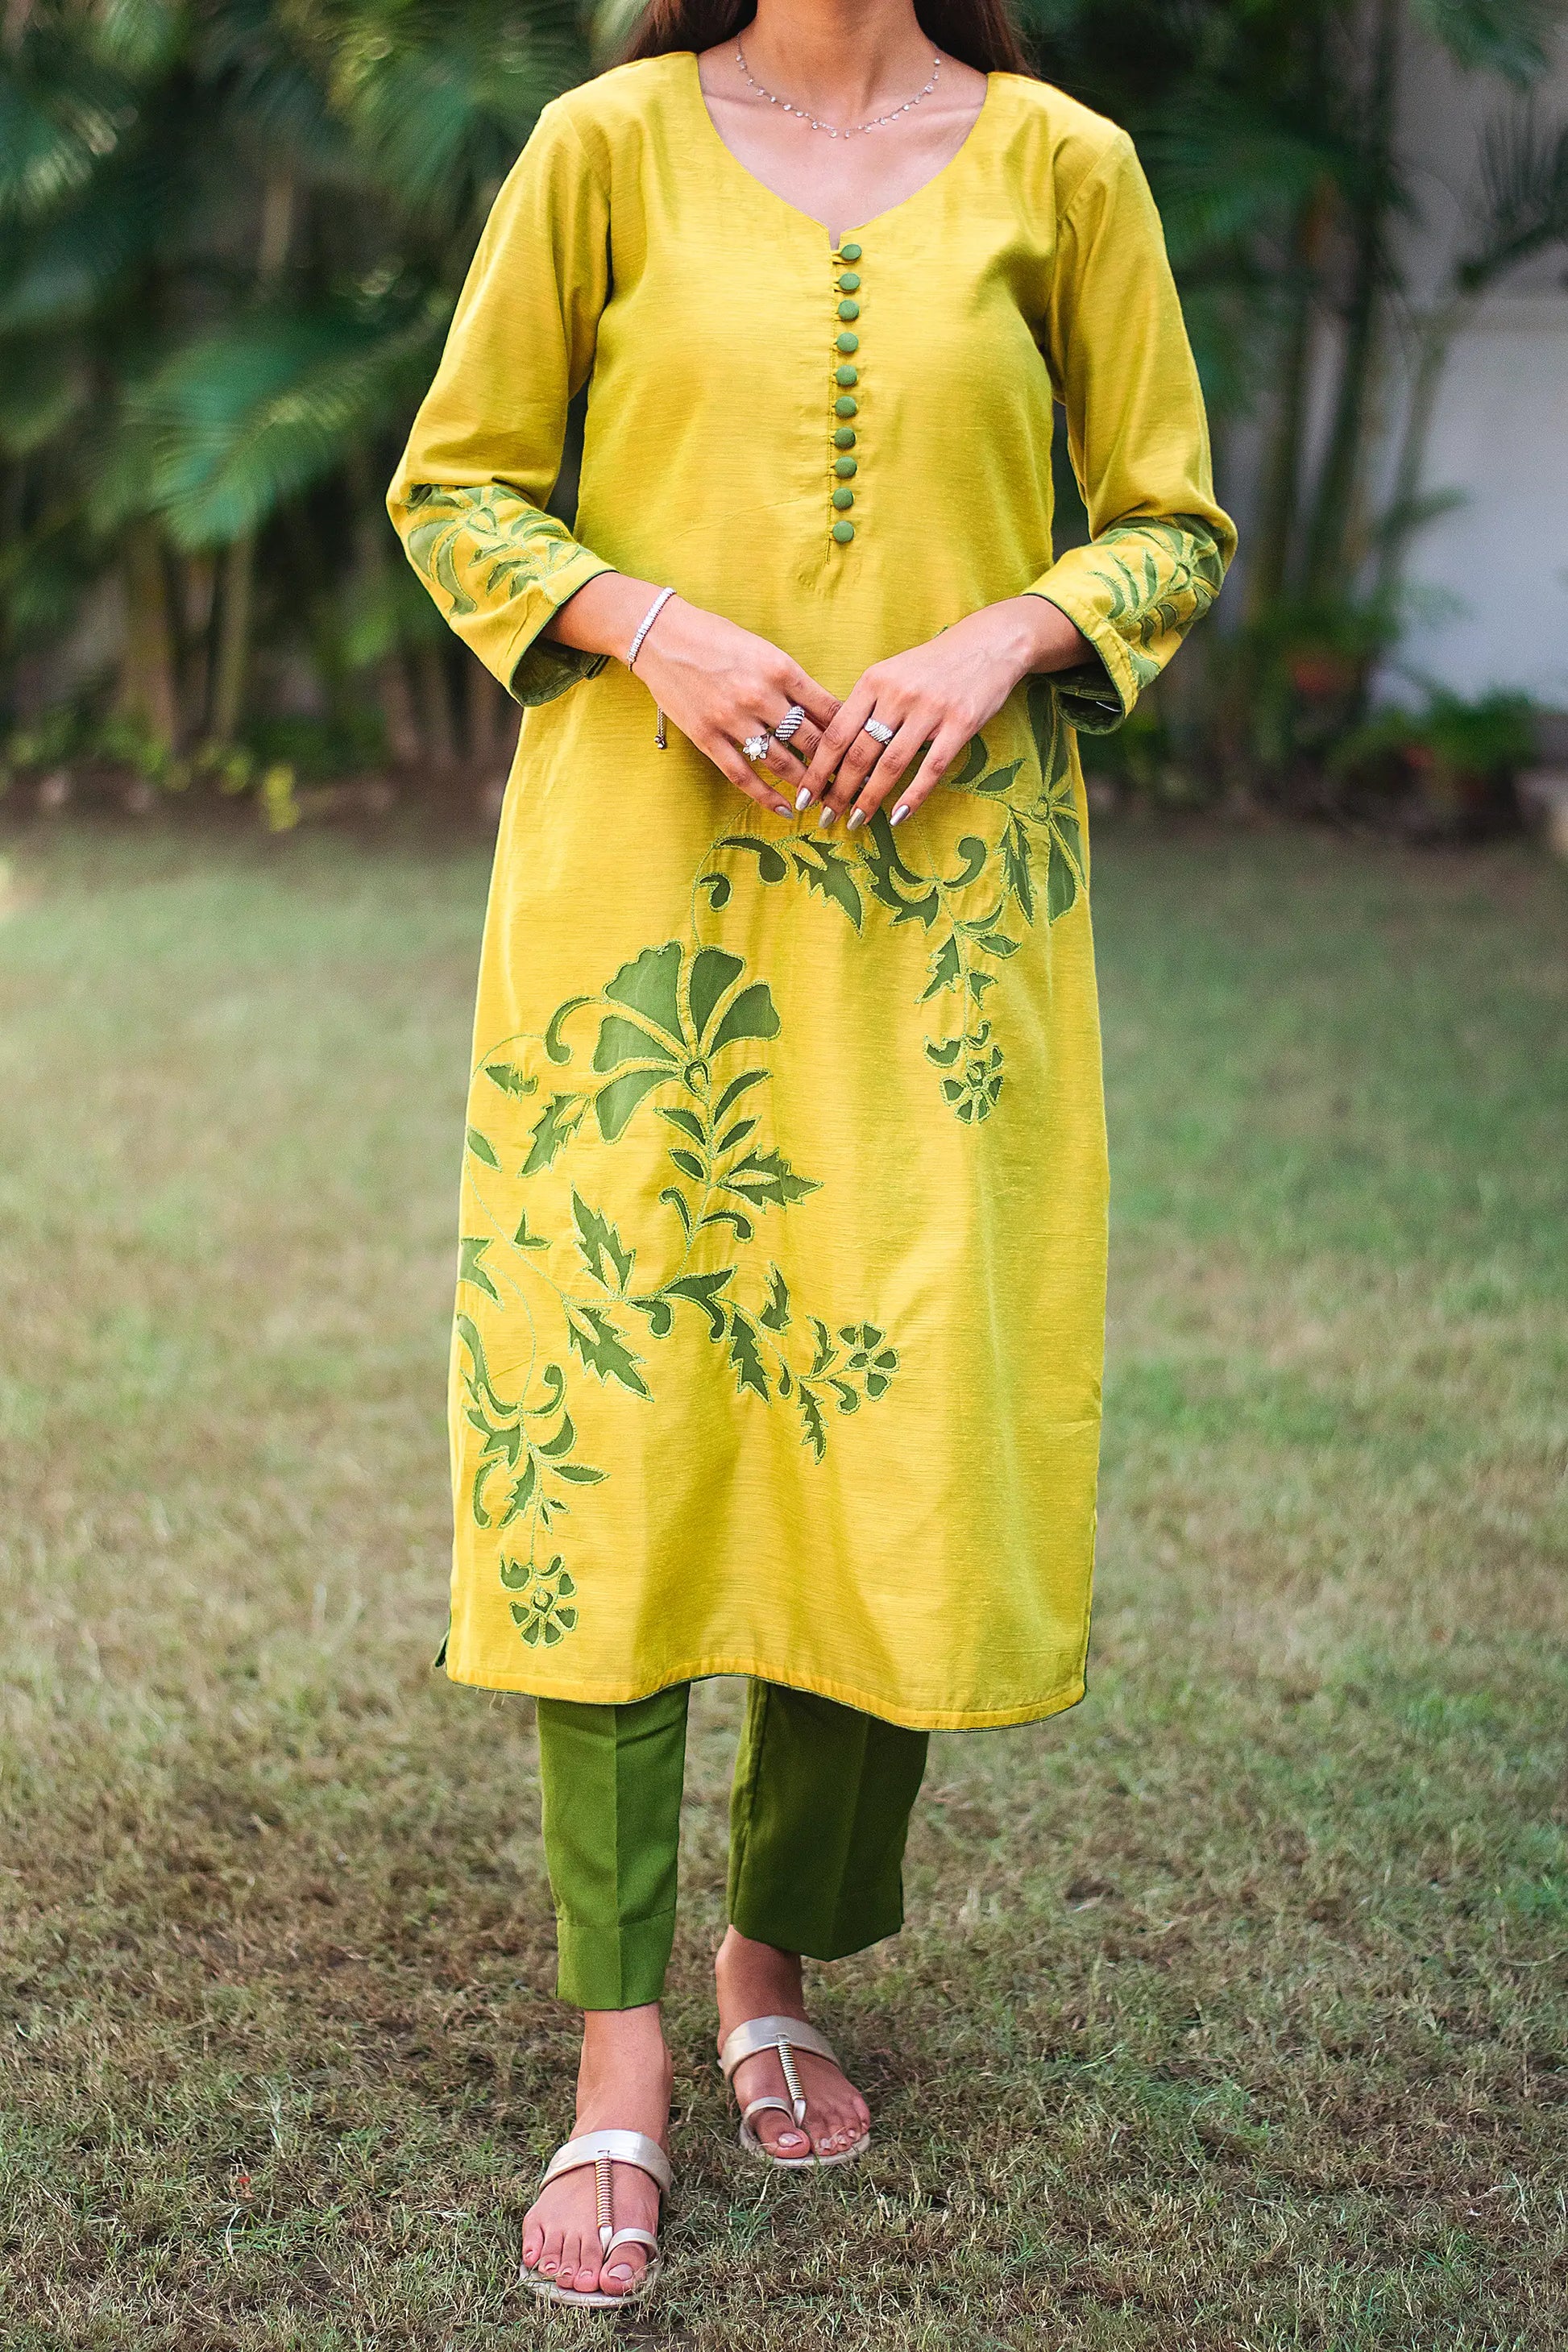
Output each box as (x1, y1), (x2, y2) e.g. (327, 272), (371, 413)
(1023, 582), (1135, 736)
(501, 545), (617, 709)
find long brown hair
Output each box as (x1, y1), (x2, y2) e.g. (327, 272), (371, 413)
(620, 0), (1036, 79)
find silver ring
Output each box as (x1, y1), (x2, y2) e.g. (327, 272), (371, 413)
(773, 703), (807, 743)
(741, 733), (770, 761)
(862, 717), (895, 745)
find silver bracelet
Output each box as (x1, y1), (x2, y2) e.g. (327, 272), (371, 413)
(627, 585), (676, 673)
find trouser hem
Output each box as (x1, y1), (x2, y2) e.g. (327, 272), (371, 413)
(555, 1902), (678, 2010)
(728, 1884), (907, 1964)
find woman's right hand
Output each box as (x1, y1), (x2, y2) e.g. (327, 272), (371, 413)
(545, 574), (838, 815)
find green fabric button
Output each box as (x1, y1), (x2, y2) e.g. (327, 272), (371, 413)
(834, 456), (857, 478)
(833, 426), (857, 448)
(834, 365), (857, 388)
(837, 271), (861, 292)
(832, 519), (856, 541)
(837, 298), (861, 321)
(832, 486), (855, 509)
(834, 394), (857, 417)
(839, 242), (862, 262)
(835, 331), (859, 354)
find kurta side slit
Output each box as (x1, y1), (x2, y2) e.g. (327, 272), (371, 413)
(390, 55), (1234, 1736)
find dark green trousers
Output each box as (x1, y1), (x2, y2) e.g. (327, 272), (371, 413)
(534, 1680), (929, 2010)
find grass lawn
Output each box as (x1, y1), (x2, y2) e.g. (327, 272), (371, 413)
(0, 813), (1564, 2350)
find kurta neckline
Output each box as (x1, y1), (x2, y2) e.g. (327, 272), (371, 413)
(683, 48), (998, 247)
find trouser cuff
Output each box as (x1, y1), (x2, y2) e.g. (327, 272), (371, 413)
(728, 1877), (906, 1963)
(554, 1902), (678, 2010)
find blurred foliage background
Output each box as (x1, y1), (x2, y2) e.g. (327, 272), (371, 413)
(2, 0), (1567, 828)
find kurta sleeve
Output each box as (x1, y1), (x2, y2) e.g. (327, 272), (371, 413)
(1027, 130), (1236, 733)
(387, 104), (617, 709)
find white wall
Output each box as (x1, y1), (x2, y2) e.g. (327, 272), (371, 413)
(1385, 30), (1568, 706)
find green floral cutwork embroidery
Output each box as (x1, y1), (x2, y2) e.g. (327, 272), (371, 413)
(458, 938), (902, 1650)
(400, 482), (605, 706)
(698, 678), (1084, 1126)
(403, 482), (585, 616)
(503, 1553), (579, 1646)
(1064, 514), (1228, 721)
(458, 1316), (606, 1537)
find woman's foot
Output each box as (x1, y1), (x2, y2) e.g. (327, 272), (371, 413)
(714, 1927), (870, 2159)
(521, 2004), (671, 2300)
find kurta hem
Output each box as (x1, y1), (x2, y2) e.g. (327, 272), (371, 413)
(445, 1652), (1089, 1735)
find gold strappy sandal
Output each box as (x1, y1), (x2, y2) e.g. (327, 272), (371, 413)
(520, 2127), (671, 2308)
(719, 2012), (871, 2169)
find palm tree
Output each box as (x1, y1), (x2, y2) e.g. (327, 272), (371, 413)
(4, 0), (1566, 801)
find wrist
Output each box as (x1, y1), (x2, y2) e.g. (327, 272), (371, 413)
(990, 592), (1091, 681)
(544, 570), (663, 661)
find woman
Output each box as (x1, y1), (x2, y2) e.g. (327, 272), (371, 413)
(389, 0), (1232, 2308)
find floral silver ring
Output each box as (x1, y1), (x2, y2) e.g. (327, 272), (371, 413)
(772, 703), (807, 743)
(862, 717), (895, 746)
(741, 732), (771, 762)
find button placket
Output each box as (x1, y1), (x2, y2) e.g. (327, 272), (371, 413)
(828, 240), (864, 545)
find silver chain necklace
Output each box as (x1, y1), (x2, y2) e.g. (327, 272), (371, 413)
(733, 39), (942, 139)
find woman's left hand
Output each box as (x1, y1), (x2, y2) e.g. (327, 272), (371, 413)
(794, 594), (1092, 830)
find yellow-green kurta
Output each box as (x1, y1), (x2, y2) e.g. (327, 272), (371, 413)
(389, 54), (1234, 1731)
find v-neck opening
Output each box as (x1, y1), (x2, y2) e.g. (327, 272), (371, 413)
(684, 48), (996, 246)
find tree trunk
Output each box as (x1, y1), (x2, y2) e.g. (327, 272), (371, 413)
(209, 533), (255, 745)
(207, 176), (296, 749)
(465, 656), (515, 776)
(1303, 0), (1400, 598)
(1245, 182), (1333, 622)
(118, 523), (180, 750)
(416, 641), (458, 769)
(378, 653), (422, 767)
(346, 450), (421, 767)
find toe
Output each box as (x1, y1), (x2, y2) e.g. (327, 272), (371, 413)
(814, 2099), (865, 2155)
(537, 2223), (564, 2279)
(602, 2248), (645, 2297)
(521, 2223), (543, 2271)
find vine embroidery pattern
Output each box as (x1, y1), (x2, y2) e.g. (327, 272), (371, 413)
(1073, 514), (1228, 700)
(459, 938), (903, 1648)
(698, 676), (1085, 1126)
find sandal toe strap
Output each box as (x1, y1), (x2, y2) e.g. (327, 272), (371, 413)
(603, 2225), (659, 2261)
(740, 2092), (801, 2129)
(720, 2013), (840, 2080)
(721, 2014), (838, 2126)
(539, 2128), (672, 2199)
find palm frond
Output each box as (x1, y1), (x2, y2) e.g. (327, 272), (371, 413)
(0, 140), (181, 332)
(1457, 99), (1568, 287)
(1410, 0), (1560, 87)
(0, 39), (140, 221)
(0, 339), (85, 456)
(133, 294), (447, 547)
(86, 0), (188, 78)
(330, 0), (589, 220)
(1142, 87), (1346, 264)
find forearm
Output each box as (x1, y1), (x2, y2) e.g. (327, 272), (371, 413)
(542, 570), (663, 662)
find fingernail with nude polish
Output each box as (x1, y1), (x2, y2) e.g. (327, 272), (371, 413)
(890, 803), (911, 826)
(846, 808), (866, 832)
(794, 785), (812, 811)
